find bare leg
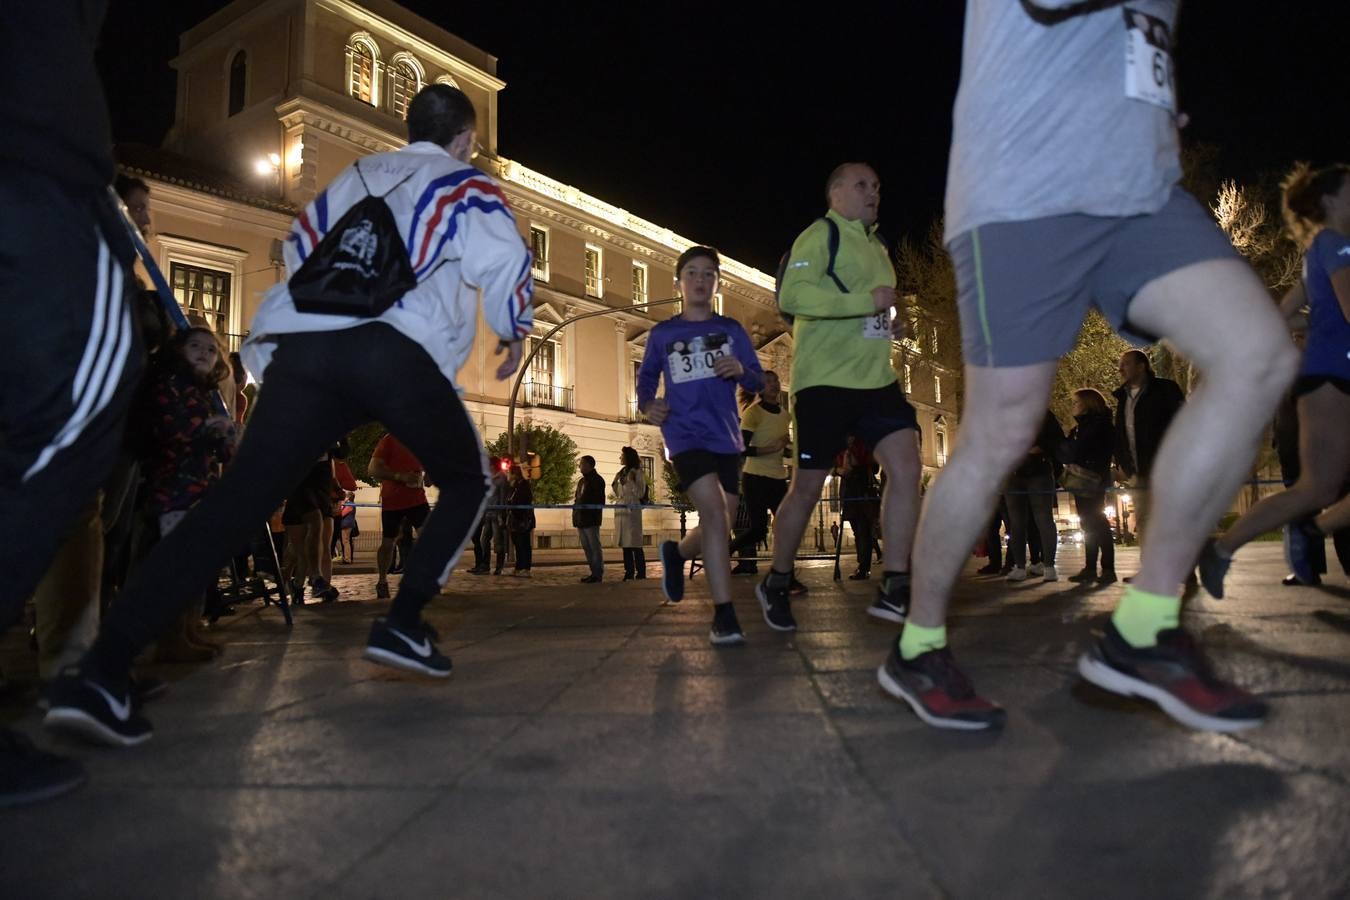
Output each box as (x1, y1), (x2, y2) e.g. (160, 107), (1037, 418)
(680, 474), (736, 605)
(909, 362), (1058, 628)
(770, 468), (830, 572)
(1219, 384), (1350, 551)
(872, 427), (922, 573)
(377, 538), (395, 585)
(1123, 258), (1299, 596)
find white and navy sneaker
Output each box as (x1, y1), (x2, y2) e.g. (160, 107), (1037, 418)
(709, 603), (745, 646)
(43, 667), (153, 747)
(659, 540), (685, 603)
(363, 618), (453, 678)
(867, 574), (910, 624)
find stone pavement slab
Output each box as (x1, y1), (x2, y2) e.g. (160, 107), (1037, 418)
(2, 543), (1348, 898)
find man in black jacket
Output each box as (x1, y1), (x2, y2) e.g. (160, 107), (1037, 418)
(574, 456), (606, 582)
(1113, 349), (1184, 540)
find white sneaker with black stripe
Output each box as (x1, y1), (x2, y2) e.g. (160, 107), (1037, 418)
(364, 618), (453, 678)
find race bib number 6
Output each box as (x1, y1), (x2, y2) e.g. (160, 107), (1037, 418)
(1123, 8), (1175, 112)
(667, 333), (731, 384)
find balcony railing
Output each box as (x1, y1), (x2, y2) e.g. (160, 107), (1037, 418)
(627, 399), (648, 424)
(518, 380), (574, 412)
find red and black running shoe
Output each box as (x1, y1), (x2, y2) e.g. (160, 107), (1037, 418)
(1077, 621), (1266, 732)
(876, 642), (1006, 731)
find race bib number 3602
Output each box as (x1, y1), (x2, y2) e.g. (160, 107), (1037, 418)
(1123, 7), (1174, 111)
(667, 333), (731, 384)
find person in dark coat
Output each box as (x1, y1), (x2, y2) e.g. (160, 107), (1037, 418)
(1112, 349), (1184, 540)
(574, 455), (606, 583)
(1060, 389), (1117, 584)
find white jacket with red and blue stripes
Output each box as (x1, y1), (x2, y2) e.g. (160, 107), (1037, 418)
(241, 141), (533, 387)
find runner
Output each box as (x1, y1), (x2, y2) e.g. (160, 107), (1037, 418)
(1199, 162), (1350, 593)
(757, 162), (921, 632)
(638, 246), (765, 645)
(884, 0), (1297, 732)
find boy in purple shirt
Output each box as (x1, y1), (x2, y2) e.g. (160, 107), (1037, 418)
(638, 246), (764, 644)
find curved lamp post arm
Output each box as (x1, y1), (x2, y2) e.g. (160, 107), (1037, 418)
(506, 297), (683, 458)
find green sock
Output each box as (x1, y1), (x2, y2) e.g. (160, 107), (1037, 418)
(898, 622), (947, 661)
(1111, 586), (1181, 648)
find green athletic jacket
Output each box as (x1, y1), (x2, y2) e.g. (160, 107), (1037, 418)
(780, 209), (898, 393)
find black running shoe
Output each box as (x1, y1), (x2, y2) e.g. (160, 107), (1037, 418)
(364, 618), (453, 678)
(375, 580), (391, 600)
(756, 576), (796, 631)
(0, 728), (86, 808)
(867, 576), (910, 624)
(1077, 621), (1266, 732)
(789, 577), (808, 596)
(1196, 538), (1231, 599)
(309, 577), (340, 603)
(709, 603), (745, 646)
(44, 667), (153, 747)
(877, 642), (1005, 731)
(659, 540), (685, 603)
(730, 561), (759, 576)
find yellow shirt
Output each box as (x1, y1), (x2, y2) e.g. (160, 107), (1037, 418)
(740, 400), (790, 479)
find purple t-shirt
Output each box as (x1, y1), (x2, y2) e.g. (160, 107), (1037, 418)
(1302, 228), (1350, 379)
(637, 313), (765, 456)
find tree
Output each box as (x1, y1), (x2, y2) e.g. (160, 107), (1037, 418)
(484, 422), (578, 505)
(1051, 311), (1131, 425)
(346, 421), (386, 487)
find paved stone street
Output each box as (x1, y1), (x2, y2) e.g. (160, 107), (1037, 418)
(3, 543), (1348, 898)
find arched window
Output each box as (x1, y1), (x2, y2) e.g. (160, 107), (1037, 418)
(227, 51), (246, 116)
(346, 35), (380, 105)
(388, 53), (424, 119)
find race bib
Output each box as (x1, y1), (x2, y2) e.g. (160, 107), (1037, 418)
(667, 332), (731, 384)
(862, 309), (893, 340)
(1123, 8), (1175, 111)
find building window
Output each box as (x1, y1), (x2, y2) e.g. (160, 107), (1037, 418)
(522, 336), (569, 409)
(931, 325), (940, 355)
(934, 375), (942, 404)
(631, 262), (647, 304)
(347, 36), (380, 105)
(584, 245), (603, 298)
(936, 430), (947, 466)
(712, 292), (724, 315)
(640, 455), (655, 491)
(227, 51), (246, 116)
(903, 363), (912, 394)
(170, 263), (231, 336)
(529, 227), (549, 281)
(388, 54), (423, 120)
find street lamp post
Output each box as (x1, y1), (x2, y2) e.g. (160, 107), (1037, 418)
(506, 297), (682, 459)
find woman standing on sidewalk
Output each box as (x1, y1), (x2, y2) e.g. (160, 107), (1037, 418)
(1060, 389), (1116, 585)
(613, 446), (647, 580)
(506, 464), (535, 577)
(638, 246), (765, 645)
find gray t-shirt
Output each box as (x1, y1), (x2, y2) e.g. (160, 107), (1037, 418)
(944, 0), (1183, 244)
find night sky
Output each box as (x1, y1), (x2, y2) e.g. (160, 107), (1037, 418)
(98, 1), (1350, 273)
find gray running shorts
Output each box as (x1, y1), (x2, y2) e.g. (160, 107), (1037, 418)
(949, 187), (1239, 368)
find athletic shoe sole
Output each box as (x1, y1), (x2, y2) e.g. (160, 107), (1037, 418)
(1076, 651), (1262, 733)
(755, 582), (796, 632)
(875, 664), (993, 732)
(709, 630), (746, 646)
(866, 602), (906, 624)
(0, 771), (87, 808)
(363, 646), (453, 679)
(43, 708), (152, 748)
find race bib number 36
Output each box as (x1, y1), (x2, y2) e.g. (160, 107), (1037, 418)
(1123, 7), (1174, 112)
(862, 309), (892, 340)
(667, 333), (731, 384)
